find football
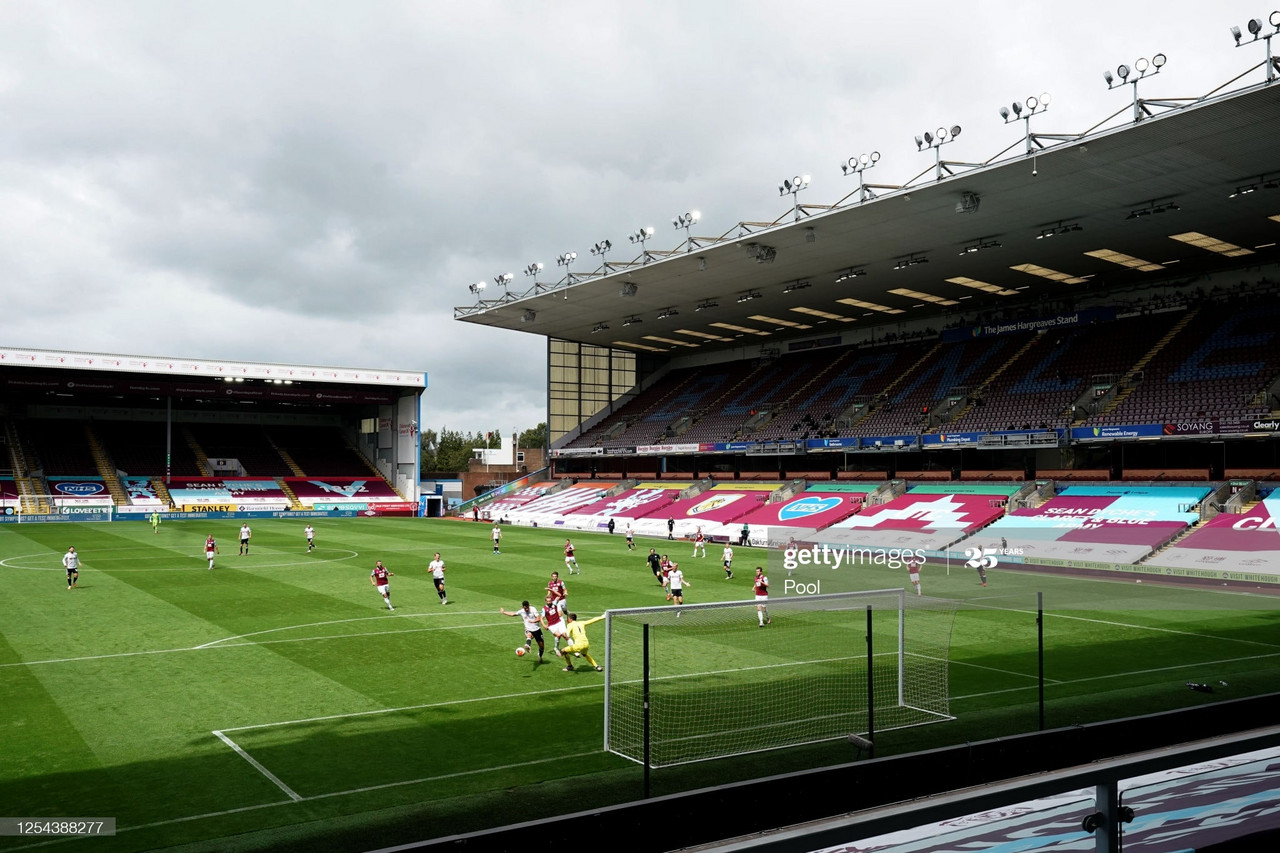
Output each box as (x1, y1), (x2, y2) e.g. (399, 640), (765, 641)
(515, 646), (526, 657)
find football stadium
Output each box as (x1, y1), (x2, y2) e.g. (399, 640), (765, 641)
(6, 17), (1280, 853)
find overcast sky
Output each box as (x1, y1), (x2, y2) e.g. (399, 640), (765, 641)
(0, 1), (1271, 435)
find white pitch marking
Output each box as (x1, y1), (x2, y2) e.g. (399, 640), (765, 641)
(195, 611), (495, 648)
(212, 731), (303, 802)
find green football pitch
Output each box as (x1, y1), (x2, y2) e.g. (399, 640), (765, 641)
(2, 517), (1279, 852)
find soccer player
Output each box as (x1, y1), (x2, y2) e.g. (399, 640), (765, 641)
(305, 523), (316, 553)
(559, 612), (605, 671)
(205, 534), (219, 570)
(659, 555), (672, 597)
(150, 511), (161, 534)
(491, 524), (502, 555)
(238, 523), (252, 556)
(647, 548), (663, 584)
(907, 554), (922, 596)
(753, 566), (771, 626)
(564, 539), (580, 574)
(62, 546), (80, 590)
(666, 561), (689, 605)
(624, 523), (635, 551)
(500, 600), (545, 661)
(692, 528), (706, 557)
(370, 560), (395, 611)
(547, 570), (567, 614)
(542, 594), (568, 653)
(667, 516), (675, 540)
(975, 560), (988, 587)
(722, 544), (734, 579)
(428, 552), (448, 604)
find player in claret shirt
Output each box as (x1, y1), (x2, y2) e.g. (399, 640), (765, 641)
(563, 539), (580, 575)
(692, 528), (706, 558)
(542, 594), (568, 654)
(753, 566), (771, 627)
(370, 560), (395, 611)
(205, 535), (219, 570)
(546, 571), (567, 615)
(501, 600), (545, 661)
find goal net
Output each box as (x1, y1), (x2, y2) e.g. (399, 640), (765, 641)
(603, 589), (956, 768)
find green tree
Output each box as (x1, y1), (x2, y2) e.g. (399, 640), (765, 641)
(419, 428), (439, 472)
(518, 423), (547, 448)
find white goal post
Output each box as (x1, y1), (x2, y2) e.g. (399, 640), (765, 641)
(603, 589), (956, 768)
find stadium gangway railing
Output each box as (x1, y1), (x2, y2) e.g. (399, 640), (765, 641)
(453, 466), (549, 516)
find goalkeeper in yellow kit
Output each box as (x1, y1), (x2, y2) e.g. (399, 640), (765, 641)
(558, 613), (604, 672)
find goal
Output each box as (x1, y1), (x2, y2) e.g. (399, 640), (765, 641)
(603, 589), (956, 768)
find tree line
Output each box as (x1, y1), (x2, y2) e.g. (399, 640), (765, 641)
(420, 423), (546, 472)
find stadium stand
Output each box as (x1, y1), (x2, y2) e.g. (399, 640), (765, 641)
(1091, 300), (1280, 426)
(943, 312), (1182, 432)
(269, 425), (376, 476)
(972, 484), (1209, 563)
(187, 424), (294, 477)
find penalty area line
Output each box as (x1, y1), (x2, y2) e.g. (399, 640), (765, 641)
(212, 730), (303, 802)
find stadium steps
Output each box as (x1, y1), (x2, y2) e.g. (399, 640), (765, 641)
(1140, 521), (1200, 561)
(180, 427), (214, 477)
(752, 349), (860, 434)
(4, 422), (52, 513)
(341, 436), (408, 500)
(84, 424), (130, 506)
(265, 433), (305, 476)
(1098, 307), (1201, 420)
(276, 448), (306, 477)
(935, 334), (1043, 431)
(151, 479), (175, 510)
(277, 478), (304, 510)
(843, 341), (945, 431)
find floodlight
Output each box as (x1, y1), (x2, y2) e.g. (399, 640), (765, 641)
(1152, 53), (1166, 67)
(468, 281), (486, 295)
(1041, 92), (1052, 104)
(521, 310), (536, 323)
(1233, 25), (1244, 43)
(923, 131), (933, 144)
(1026, 96), (1038, 110)
(951, 125), (962, 138)
(1104, 70), (1114, 84)
(1117, 63), (1130, 79)
(1135, 57), (1149, 73)
(524, 262), (543, 277)
(1011, 101), (1022, 116)
(1249, 18), (1263, 35)
(591, 239), (612, 256)
(914, 135), (924, 149)
(999, 106), (1010, 119)
(1272, 11), (1280, 27)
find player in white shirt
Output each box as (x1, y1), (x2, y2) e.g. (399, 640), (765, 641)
(62, 547), (80, 590)
(624, 523), (636, 551)
(238, 524), (252, 556)
(491, 525), (502, 555)
(666, 563), (690, 605)
(305, 524), (315, 553)
(500, 600), (545, 661)
(428, 552), (447, 604)
(722, 545), (734, 579)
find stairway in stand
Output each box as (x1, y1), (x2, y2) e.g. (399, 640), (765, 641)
(181, 427), (214, 477)
(85, 424), (130, 508)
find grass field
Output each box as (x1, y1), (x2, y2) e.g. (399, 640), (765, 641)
(2, 517), (1280, 852)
